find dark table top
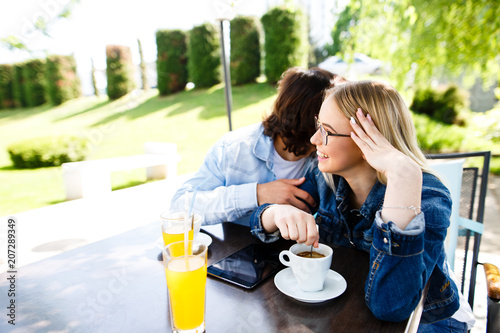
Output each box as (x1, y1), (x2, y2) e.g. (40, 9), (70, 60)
(0, 222), (408, 333)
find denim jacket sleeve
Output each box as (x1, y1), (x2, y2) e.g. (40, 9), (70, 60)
(250, 203), (281, 243)
(249, 167), (320, 242)
(170, 140), (258, 225)
(364, 184), (452, 322)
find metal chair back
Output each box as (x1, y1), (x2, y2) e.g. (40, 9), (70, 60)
(427, 151), (491, 308)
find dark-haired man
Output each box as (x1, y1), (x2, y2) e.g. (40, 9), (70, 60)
(170, 67), (345, 226)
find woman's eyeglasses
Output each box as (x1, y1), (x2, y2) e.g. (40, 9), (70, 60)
(315, 115), (350, 145)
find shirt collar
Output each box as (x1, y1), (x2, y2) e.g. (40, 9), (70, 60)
(253, 124), (275, 170)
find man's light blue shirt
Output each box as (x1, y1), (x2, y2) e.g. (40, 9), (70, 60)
(170, 123), (313, 226)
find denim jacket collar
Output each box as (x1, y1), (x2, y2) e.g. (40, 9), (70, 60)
(334, 176), (386, 220)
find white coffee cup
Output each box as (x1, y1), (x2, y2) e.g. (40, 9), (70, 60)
(279, 243), (333, 292)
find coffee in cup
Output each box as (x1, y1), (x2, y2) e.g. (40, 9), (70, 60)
(296, 251), (326, 258)
(279, 243), (333, 292)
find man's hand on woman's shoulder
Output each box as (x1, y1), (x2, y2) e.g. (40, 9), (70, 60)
(257, 178), (316, 213)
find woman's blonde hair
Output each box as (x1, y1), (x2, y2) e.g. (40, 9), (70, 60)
(323, 80), (434, 186)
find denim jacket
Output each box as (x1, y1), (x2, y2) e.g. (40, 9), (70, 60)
(250, 165), (460, 324)
(171, 123), (313, 226)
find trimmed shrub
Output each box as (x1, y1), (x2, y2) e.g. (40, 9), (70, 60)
(45, 55), (82, 105)
(106, 45), (136, 99)
(156, 29), (188, 95)
(7, 136), (90, 168)
(12, 63), (27, 108)
(261, 7), (309, 84)
(0, 64), (15, 109)
(230, 16), (261, 85)
(188, 23), (220, 88)
(410, 85), (468, 126)
(23, 59), (47, 107)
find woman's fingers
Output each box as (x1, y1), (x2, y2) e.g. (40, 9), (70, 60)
(356, 108), (377, 135)
(306, 217), (320, 247)
(350, 108), (404, 175)
(350, 112), (372, 144)
(349, 116), (373, 157)
(352, 109), (387, 146)
(274, 215), (290, 239)
(288, 222), (301, 242)
(273, 206), (319, 246)
(351, 108), (395, 153)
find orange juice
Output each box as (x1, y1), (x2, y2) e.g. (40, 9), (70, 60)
(165, 256), (207, 330)
(162, 225), (194, 247)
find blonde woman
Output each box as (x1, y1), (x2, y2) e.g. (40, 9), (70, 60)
(250, 81), (474, 332)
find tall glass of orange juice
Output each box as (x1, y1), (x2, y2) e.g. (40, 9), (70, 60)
(163, 240), (207, 333)
(160, 211), (202, 251)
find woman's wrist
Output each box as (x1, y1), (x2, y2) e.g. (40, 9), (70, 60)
(381, 156), (423, 229)
(261, 204), (278, 233)
(385, 155), (422, 183)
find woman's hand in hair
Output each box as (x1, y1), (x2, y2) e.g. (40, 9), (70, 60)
(349, 108), (418, 178)
(350, 108), (422, 229)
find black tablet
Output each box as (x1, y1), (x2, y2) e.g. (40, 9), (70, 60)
(207, 243), (283, 289)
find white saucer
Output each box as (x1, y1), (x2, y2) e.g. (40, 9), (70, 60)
(274, 268), (347, 303)
(196, 233), (213, 247)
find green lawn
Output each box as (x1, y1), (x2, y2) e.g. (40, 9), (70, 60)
(0, 82), (278, 216)
(2, 80), (499, 216)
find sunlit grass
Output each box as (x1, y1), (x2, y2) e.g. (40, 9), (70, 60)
(0, 83), (277, 215)
(1, 80), (498, 216)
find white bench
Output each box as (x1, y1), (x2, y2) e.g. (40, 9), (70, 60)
(62, 142), (180, 200)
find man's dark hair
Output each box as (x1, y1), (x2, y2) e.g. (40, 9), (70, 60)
(262, 67), (344, 156)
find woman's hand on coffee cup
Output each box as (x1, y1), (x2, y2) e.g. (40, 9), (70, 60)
(262, 205), (319, 247)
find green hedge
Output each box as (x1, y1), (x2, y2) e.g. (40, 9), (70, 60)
(12, 63), (27, 108)
(0, 64), (15, 109)
(188, 23), (220, 88)
(410, 85), (468, 126)
(23, 59), (47, 107)
(8, 136), (90, 168)
(261, 7), (308, 84)
(413, 112), (493, 154)
(156, 29), (188, 95)
(230, 16), (261, 85)
(106, 45), (136, 99)
(45, 55), (82, 105)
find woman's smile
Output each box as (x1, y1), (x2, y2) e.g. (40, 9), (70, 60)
(316, 150), (329, 161)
